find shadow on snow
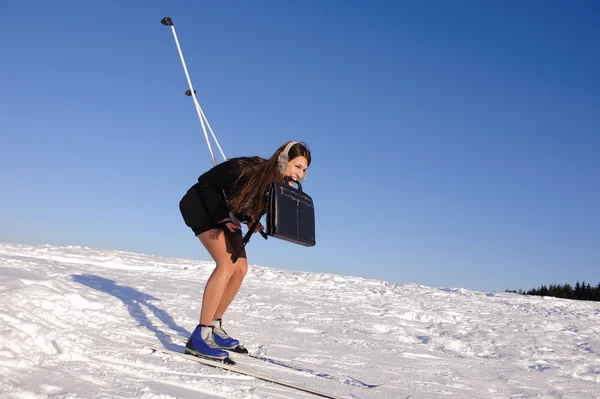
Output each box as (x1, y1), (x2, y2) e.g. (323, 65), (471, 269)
(73, 273), (190, 351)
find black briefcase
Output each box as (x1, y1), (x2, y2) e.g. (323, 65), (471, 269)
(266, 177), (316, 247)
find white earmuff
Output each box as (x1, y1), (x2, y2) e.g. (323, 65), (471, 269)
(277, 141), (299, 175)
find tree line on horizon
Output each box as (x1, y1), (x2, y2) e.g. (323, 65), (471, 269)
(505, 281), (600, 301)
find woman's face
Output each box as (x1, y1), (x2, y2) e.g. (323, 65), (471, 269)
(282, 156), (308, 184)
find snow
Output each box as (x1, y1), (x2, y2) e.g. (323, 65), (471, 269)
(1, 242), (599, 398)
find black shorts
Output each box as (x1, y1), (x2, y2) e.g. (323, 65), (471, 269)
(179, 189), (218, 236)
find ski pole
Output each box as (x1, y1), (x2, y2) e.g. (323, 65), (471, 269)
(160, 16), (226, 165)
(232, 220), (268, 263)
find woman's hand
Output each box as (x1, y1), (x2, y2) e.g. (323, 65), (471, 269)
(219, 218), (242, 233)
(253, 222), (264, 234)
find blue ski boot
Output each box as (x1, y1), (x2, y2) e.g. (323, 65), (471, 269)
(185, 324), (230, 361)
(212, 318), (248, 354)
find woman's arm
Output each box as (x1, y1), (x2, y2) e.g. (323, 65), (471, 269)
(195, 160), (238, 222)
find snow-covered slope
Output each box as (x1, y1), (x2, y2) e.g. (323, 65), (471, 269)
(0, 242), (598, 398)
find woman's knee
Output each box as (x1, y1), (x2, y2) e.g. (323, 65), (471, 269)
(213, 261), (247, 280)
(235, 261), (248, 277)
(214, 261), (238, 276)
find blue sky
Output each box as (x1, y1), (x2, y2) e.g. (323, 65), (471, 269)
(1, 0), (598, 292)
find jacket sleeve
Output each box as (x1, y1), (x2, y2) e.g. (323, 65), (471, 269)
(195, 160), (238, 222)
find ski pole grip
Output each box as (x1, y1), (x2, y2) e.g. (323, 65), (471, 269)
(161, 17), (174, 26)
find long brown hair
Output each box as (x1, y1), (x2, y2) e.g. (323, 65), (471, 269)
(229, 142), (311, 222)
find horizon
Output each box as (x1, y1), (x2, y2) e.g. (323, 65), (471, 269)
(3, 240), (599, 295)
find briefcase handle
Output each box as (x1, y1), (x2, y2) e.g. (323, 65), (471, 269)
(283, 176), (303, 192)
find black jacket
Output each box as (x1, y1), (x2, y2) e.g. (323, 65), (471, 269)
(191, 157), (249, 223)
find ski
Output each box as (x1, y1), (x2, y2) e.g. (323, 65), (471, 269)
(235, 352), (390, 389)
(150, 346), (344, 399)
(166, 333), (390, 389)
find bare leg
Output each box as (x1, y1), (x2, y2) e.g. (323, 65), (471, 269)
(214, 254), (247, 319)
(197, 229), (247, 325)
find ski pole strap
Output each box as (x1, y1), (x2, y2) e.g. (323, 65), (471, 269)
(231, 224), (254, 264)
(231, 220), (267, 263)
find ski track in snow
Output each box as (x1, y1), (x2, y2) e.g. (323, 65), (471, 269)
(0, 242), (599, 398)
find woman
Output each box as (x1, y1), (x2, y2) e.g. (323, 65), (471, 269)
(179, 141), (311, 361)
